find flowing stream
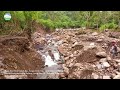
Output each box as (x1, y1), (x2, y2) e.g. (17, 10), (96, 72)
(34, 33), (64, 79)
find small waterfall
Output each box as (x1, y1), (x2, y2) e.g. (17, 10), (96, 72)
(34, 33), (64, 79)
(43, 52), (57, 67)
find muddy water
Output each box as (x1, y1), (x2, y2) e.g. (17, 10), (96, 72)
(35, 34), (64, 79)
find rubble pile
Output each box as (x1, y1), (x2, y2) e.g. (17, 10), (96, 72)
(54, 29), (120, 79)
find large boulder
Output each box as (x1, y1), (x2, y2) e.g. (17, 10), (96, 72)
(96, 52), (107, 58)
(108, 32), (120, 38)
(99, 58), (107, 63)
(102, 62), (110, 68)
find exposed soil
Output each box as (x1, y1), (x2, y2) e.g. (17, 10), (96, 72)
(0, 36), (44, 79)
(76, 48), (99, 63)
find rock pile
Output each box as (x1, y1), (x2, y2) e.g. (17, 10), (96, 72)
(52, 29), (120, 79)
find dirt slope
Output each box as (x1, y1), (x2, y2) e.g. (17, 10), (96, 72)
(0, 36), (44, 79)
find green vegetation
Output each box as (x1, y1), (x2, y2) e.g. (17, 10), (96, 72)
(0, 11), (120, 35)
